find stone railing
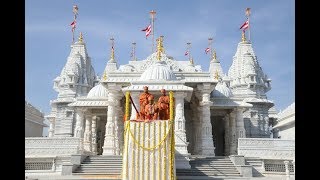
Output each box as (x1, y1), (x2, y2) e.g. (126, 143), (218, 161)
(238, 138), (294, 160)
(25, 137), (80, 157)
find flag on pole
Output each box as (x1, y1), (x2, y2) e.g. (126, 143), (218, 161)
(205, 47), (210, 54)
(245, 8), (251, 17)
(141, 24), (152, 38)
(71, 20), (76, 32)
(240, 20), (249, 31)
(185, 51), (189, 56)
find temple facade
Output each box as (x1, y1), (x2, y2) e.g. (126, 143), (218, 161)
(44, 32), (274, 159)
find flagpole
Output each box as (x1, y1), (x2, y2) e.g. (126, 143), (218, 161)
(246, 8), (251, 42)
(187, 42), (191, 61)
(208, 37), (213, 61)
(132, 41), (136, 61)
(72, 5), (78, 44)
(150, 10), (156, 53)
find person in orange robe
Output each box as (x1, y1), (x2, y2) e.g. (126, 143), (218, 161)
(139, 86), (154, 120)
(144, 96), (158, 121)
(157, 89), (170, 120)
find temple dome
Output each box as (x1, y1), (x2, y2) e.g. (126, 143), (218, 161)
(87, 83), (108, 98)
(212, 82), (233, 98)
(139, 61), (176, 81)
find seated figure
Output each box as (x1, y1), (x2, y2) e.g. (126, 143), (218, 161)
(144, 96), (159, 121)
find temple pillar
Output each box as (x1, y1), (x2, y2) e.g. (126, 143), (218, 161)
(91, 116), (98, 154)
(114, 105), (123, 155)
(174, 92), (191, 169)
(74, 108), (85, 153)
(103, 85), (123, 155)
(224, 114), (230, 156)
(194, 84), (215, 156)
(83, 113), (92, 152)
(229, 110), (237, 155)
(74, 109), (85, 138)
(174, 92), (189, 154)
(236, 107), (246, 139)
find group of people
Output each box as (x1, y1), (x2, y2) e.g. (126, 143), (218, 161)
(138, 86), (170, 121)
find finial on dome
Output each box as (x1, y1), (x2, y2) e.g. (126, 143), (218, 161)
(156, 36), (164, 60)
(241, 31), (247, 42)
(190, 57), (194, 65)
(78, 32), (83, 43)
(211, 49), (218, 61)
(102, 71), (107, 80)
(110, 37), (115, 62)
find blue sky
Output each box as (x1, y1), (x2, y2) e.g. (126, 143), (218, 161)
(26, 0), (295, 115)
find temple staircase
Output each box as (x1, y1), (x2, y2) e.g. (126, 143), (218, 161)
(176, 156), (242, 179)
(73, 155), (122, 176)
(73, 155), (245, 179)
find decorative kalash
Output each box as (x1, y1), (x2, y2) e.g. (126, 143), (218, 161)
(122, 88), (176, 180)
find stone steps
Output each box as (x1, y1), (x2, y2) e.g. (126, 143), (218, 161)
(73, 155), (242, 177)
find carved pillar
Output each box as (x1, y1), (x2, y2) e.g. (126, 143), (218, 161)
(194, 83), (215, 155)
(236, 108), (246, 146)
(284, 160), (290, 177)
(191, 101), (200, 154)
(224, 114), (230, 156)
(74, 109), (85, 153)
(83, 113), (92, 152)
(229, 110), (237, 155)
(103, 85), (122, 155)
(74, 109), (85, 138)
(174, 92), (189, 155)
(91, 116), (98, 154)
(117, 106), (124, 155)
(129, 92), (140, 120)
(114, 104), (123, 155)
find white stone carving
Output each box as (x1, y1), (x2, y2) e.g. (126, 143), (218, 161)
(238, 138), (295, 160)
(25, 137), (80, 156)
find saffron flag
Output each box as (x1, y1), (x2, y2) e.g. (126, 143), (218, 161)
(141, 24), (152, 38)
(240, 20), (249, 31)
(205, 47), (210, 54)
(71, 20), (76, 32)
(185, 51), (189, 56)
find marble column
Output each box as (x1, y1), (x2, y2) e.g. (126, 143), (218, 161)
(117, 106), (124, 155)
(224, 114), (230, 156)
(74, 109), (85, 153)
(236, 108), (246, 144)
(103, 87), (122, 155)
(174, 92), (191, 169)
(74, 109), (85, 138)
(129, 92), (140, 120)
(114, 105), (123, 155)
(91, 116), (98, 154)
(284, 160), (290, 177)
(83, 113), (92, 152)
(229, 110), (237, 155)
(194, 84), (215, 156)
(174, 92), (189, 154)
